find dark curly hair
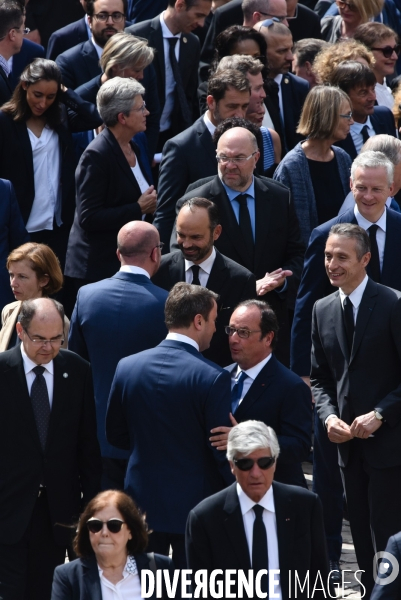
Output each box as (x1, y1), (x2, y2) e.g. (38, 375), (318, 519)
(211, 25), (268, 76)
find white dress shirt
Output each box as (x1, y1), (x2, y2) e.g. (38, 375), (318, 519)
(375, 80), (394, 110)
(166, 332), (199, 351)
(354, 205), (386, 270)
(339, 274), (369, 324)
(185, 247), (216, 287)
(26, 125), (61, 232)
(20, 344), (54, 408)
(159, 12), (181, 132)
(120, 265), (150, 279)
(237, 483), (282, 600)
(203, 111), (216, 136)
(98, 555), (144, 600)
(350, 117), (375, 155)
(131, 160), (149, 220)
(231, 354), (272, 405)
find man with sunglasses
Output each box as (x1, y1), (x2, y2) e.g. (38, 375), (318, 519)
(186, 420), (329, 599)
(0, 297), (101, 600)
(0, 0), (25, 104)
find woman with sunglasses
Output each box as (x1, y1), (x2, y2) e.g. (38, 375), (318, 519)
(273, 86), (353, 245)
(51, 490), (174, 600)
(321, 0), (384, 43)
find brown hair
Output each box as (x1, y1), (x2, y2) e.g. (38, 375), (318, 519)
(354, 22), (398, 48)
(7, 243), (63, 296)
(74, 490), (148, 558)
(297, 85), (351, 140)
(313, 40), (375, 85)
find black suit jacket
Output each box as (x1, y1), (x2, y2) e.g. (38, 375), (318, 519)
(152, 249), (256, 366)
(47, 16), (88, 61)
(186, 481), (329, 599)
(56, 39), (100, 89)
(0, 65), (12, 106)
(10, 39), (45, 90)
(280, 72), (310, 152)
(311, 278), (401, 468)
(64, 127), (149, 282)
(226, 355), (312, 486)
(0, 346), (101, 546)
(126, 16), (200, 133)
(335, 106), (396, 159)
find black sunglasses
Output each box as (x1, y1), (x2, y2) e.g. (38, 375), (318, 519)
(233, 456), (276, 471)
(86, 518), (125, 533)
(370, 44), (401, 58)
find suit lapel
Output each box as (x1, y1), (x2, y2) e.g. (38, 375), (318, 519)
(350, 279), (377, 362)
(234, 356), (276, 420)
(254, 179), (272, 275)
(103, 128), (142, 195)
(136, 554), (159, 600)
(82, 557), (102, 600)
(0, 65), (12, 93)
(223, 484), (251, 570)
(272, 483), (292, 600)
(168, 252), (186, 283)
(205, 250), (230, 296)
(149, 18), (165, 96)
(14, 121), (34, 185)
(196, 118), (216, 165)
(82, 40), (100, 79)
(46, 352), (69, 451)
(332, 292), (350, 361)
(382, 211), (397, 283)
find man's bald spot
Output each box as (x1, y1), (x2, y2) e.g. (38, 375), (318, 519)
(255, 20), (290, 38)
(117, 221), (159, 257)
(217, 126), (258, 153)
(28, 298), (64, 326)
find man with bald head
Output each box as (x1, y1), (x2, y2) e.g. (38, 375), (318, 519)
(69, 221), (168, 489)
(0, 297), (101, 600)
(172, 126), (304, 364)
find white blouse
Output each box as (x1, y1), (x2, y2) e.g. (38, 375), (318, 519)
(131, 155), (149, 221)
(98, 555), (144, 600)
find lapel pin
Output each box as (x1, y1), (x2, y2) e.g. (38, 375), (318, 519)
(183, 37), (187, 43)
(63, 373), (68, 378)
(284, 77), (289, 84)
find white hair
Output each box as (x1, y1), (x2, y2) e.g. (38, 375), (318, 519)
(351, 150), (394, 185)
(227, 420), (280, 461)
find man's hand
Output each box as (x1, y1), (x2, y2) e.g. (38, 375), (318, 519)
(327, 417), (353, 443)
(350, 411), (383, 438)
(257, 268), (293, 295)
(138, 185), (157, 214)
(210, 413), (238, 451)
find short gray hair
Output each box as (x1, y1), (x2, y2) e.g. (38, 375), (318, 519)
(242, 0), (271, 21)
(96, 77), (145, 127)
(217, 54), (264, 76)
(227, 420), (280, 461)
(19, 298), (65, 331)
(361, 135), (401, 167)
(351, 150), (394, 185)
(328, 224), (370, 260)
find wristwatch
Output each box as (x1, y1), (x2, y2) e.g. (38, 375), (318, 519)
(373, 410), (383, 421)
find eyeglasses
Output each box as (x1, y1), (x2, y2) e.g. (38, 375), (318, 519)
(370, 45), (401, 58)
(225, 326), (262, 339)
(233, 456), (276, 471)
(23, 329), (64, 347)
(0, 25), (30, 40)
(93, 11), (125, 22)
(131, 101), (147, 113)
(339, 111), (353, 120)
(336, 0), (358, 11)
(86, 518), (125, 533)
(216, 152), (257, 165)
(258, 14), (287, 23)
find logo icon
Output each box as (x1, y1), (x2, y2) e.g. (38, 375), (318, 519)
(373, 551), (399, 586)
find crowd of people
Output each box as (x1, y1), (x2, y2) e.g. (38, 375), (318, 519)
(1, 0), (401, 598)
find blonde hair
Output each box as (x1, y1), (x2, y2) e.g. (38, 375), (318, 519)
(297, 85), (351, 139)
(347, 0), (384, 22)
(100, 32), (154, 78)
(313, 39), (375, 84)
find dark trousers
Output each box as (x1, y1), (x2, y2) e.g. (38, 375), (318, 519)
(0, 490), (67, 600)
(147, 531), (186, 569)
(30, 223), (70, 273)
(341, 440), (401, 598)
(312, 408), (344, 561)
(101, 457), (128, 491)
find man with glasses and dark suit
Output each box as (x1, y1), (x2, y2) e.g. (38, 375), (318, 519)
(0, 1), (25, 104)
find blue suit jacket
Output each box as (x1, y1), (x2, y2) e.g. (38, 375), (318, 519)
(56, 39), (100, 90)
(10, 38), (45, 89)
(291, 207), (401, 376)
(106, 339), (234, 533)
(335, 106), (396, 160)
(226, 355), (312, 487)
(0, 179), (29, 312)
(68, 271), (168, 458)
(46, 16), (88, 61)
(281, 72), (310, 152)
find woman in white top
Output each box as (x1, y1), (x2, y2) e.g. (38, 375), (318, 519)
(51, 490), (175, 600)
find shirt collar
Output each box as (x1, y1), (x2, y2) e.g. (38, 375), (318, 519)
(90, 36), (103, 59)
(20, 343), (54, 375)
(0, 54), (11, 76)
(339, 274), (369, 308)
(354, 204), (387, 232)
(274, 74), (283, 86)
(120, 265), (150, 279)
(160, 12), (181, 38)
(166, 332), (199, 351)
(235, 354), (272, 381)
(98, 555), (138, 578)
(220, 177), (255, 202)
(351, 116), (373, 133)
(203, 111), (216, 136)
(237, 482), (275, 515)
(185, 246), (216, 274)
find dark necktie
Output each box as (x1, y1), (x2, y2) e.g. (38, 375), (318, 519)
(231, 371), (248, 413)
(236, 195), (254, 262)
(252, 504), (269, 595)
(343, 296), (355, 354)
(368, 224), (381, 282)
(191, 265), (201, 285)
(167, 37), (192, 129)
(31, 366), (50, 451)
(361, 125), (370, 145)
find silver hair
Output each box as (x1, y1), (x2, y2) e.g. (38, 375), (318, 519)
(96, 77), (145, 127)
(242, 0), (271, 21)
(217, 54), (264, 76)
(351, 150), (394, 185)
(361, 135), (401, 166)
(227, 420), (280, 461)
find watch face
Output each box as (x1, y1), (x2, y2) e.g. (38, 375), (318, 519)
(374, 411), (383, 420)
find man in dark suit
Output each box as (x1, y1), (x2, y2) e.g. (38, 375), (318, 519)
(153, 68), (251, 249)
(0, 1), (25, 105)
(152, 198), (256, 366)
(106, 282), (234, 567)
(292, 151), (401, 578)
(47, 12), (89, 61)
(126, 0), (211, 149)
(330, 61), (396, 159)
(311, 223), (401, 597)
(0, 297), (101, 600)
(69, 221), (168, 490)
(211, 300), (311, 486)
(56, 0), (127, 89)
(171, 126), (305, 364)
(186, 420), (329, 599)
(10, 38), (45, 89)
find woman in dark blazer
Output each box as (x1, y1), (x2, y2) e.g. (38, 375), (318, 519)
(0, 58), (102, 269)
(64, 77), (157, 298)
(51, 490), (175, 600)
